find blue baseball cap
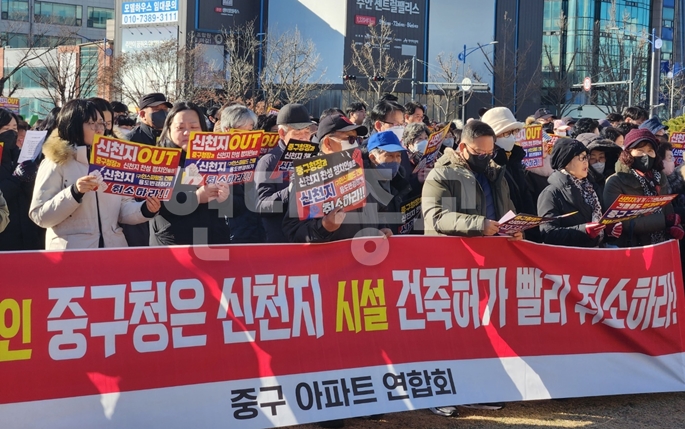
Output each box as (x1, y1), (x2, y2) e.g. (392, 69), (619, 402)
(367, 131), (406, 153)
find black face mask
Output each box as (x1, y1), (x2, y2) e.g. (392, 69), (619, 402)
(633, 155), (654, 173)
(150, 110), (168, 130)
(466, 152), (492, 174)
(0, 129), (18, 151)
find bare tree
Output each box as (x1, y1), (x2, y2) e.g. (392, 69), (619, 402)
(0, 21), (80, 96)
(28, 45), (100, 106)
(422, 53), (476, 122)
(221, 19), (260, 104)
(479, 11), (541, 116)
(344, 19), (410, 102)
(259, 27), (330, 107)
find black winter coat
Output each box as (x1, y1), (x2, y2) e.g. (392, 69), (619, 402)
(254, 141), (290, 243)
(537, 171), (603, 248)
(228, 181), (266, 243)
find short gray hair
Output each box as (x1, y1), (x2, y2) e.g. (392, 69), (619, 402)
(402, 122), (429, 147)
(220, 104), (258, 131)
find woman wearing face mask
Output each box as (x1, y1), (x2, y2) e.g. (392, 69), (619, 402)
(0, 108), (45, 250)
(482, 107), (538, 237)
(604, 129), (682, 247)
(537, 139), (620, 247)
(575, 133), (622, 201)
(29, 100), (160, 250)
(149, 101), (232, 246)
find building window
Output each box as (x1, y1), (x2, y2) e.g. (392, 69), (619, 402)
(34, 1), (82, 26)
(0, 32), (28, 47)
(1, 0), (28, 21)
(87, 7), (112, 29)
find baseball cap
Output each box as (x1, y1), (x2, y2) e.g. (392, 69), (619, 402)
(534, 108), (555, 120)
(276, 103), (315, 130)
(367, 130), (406, 153)
(316, 114), (368, 140)
(139, 93), (172, 110)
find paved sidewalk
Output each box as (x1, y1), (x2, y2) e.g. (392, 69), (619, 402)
(290, 392), (685, 428)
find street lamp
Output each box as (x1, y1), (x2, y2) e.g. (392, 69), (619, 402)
(457, 41), (497, 122)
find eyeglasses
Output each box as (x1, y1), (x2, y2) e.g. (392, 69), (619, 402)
(380, 120), (404, 127)
(577, 155), (589, 162)
(104, 121), (112, 128)
(465, 144), (494, 158)
(86, 121), (106, 130)
(328, 134), (359, 145)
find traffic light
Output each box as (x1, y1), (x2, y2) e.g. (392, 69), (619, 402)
(343, 75), (356, 80)
(372, 75), (385, 82)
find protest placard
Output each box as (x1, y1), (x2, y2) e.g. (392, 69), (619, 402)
(292, 148), (366, 220)
(517, 124), (544, 169)
(412, 125), (450, 174)
(670, 132), (685, 165)
(599, 194), (678, 225)
(269, 139), (319, 180)
(498, 210), (578, 235)
(182, 130), (264, 186)
(398, 196), (421, 234)
(88, 134), (182, 201)
(17, 130), (48, 163)
(260, 132), (280, 156)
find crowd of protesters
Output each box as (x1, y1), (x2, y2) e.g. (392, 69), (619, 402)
(0, 93), (681, 424)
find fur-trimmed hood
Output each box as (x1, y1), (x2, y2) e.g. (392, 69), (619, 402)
(41, 130), (76, 165)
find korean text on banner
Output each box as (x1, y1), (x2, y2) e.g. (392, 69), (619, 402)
(670, 132), (685, 165)
(88, 134), (182, 201)
(261, 132), (280, 156)
(517, 125), (544, 169)
(413, 125), (450, 174)
(182, 130), (264, 186)
(599, 194), (678, 225)
(293, 148), (367, 220)
(398, 196), (421, 234)
(269, 139), (319, 180)
(17, 130), (48, 163)
(498, 210), (577, 235)
(1, 238), (684, 429)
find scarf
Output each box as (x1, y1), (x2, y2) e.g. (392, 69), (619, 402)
(631, 169), (667, 244)
(563, 170), (604, 241)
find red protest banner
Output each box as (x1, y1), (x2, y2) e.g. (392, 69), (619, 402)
(88, 134), (182, 201)
(292, 148), (366, 220)
(670, 132), (685, 165)
(517, 125), (544, 169)
(599, 194), (678, 225)
(182, 130), (264, 185)
(1, 238), (684, 428)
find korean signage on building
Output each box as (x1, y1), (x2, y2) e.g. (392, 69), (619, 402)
(121, 1), (179, 26)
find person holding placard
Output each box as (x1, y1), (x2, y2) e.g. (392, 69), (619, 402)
(604, 128), (681, 247)
(29, 100), (160, 250)
(537, 139), (620, 247)
(149, 101), (231, 246)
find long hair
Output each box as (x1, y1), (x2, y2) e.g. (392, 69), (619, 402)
(158, 101), (208, 147)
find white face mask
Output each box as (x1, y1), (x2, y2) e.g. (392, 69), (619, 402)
(663, 159), (676, 176)
(442, 137), (455, 148)
(413, 139), (428, 154)
(556, 130), (568, 137)
(496, 135), (516, 152)
(389, 125), (405, 143)
(340, 140), (359, 151)
(592, 161), (605, 175)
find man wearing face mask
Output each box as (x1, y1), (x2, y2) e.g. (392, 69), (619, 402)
(283, 114), (393, 244)
(127, 93), (172, 146)
(481, 107), (536, 221)
(422, 120), (523, 241)
(255, 103), (316, 243)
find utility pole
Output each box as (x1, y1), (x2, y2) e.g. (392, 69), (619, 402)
(411, 55), (416, 100)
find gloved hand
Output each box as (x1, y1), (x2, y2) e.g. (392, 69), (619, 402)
(669, 225), (685, 240)
(606, 222), (623, 238)
(666, 213), (682, 228)
(585, 222), (606, 239)
(13, 160), (38, 182)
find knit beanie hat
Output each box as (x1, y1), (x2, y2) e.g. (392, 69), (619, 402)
(551, 138), (588, 170)
(481, 107), (523, 136)
(623, 128), (659, 151)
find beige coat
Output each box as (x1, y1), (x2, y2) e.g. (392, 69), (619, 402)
(29, 134), (148, 250)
